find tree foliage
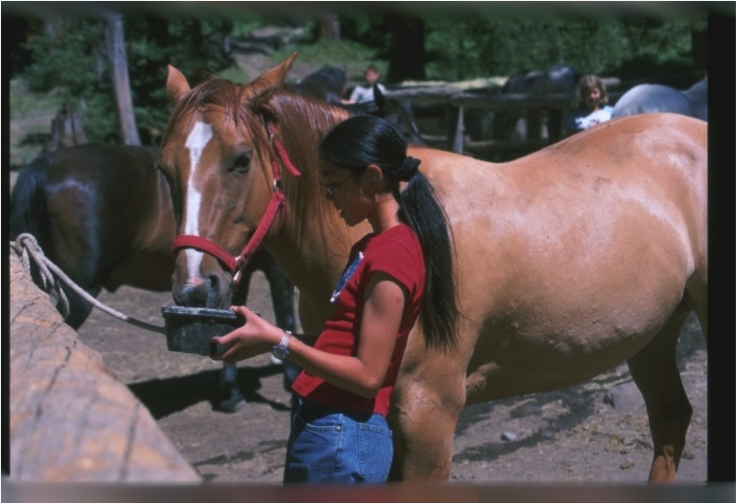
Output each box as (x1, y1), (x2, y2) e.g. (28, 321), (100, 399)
(22, 16), (234, 145)
(419, 17), (702, 81)
(329, 12), (704, 84)
(17, 11), (706, 145)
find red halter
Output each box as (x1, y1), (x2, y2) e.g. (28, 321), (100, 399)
(171, 119), (301, 283)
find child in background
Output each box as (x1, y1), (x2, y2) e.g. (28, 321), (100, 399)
(565, 75), (614, 135)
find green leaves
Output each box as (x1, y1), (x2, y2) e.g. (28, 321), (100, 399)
(21, 17), (235, 145)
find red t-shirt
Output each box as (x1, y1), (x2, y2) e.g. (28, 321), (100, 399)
(291, 224), (425, 416)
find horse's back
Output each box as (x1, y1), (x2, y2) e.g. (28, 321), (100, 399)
(48, 143), (159, 181)
(444, 113), (707, 302)
(408, 114), (706, 398)
(44, 144), (161, 243)
(612, 84), (692, 118)
(42, 143), (175, 292)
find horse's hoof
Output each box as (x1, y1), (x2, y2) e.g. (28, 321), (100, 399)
(215, 388), (247, 413)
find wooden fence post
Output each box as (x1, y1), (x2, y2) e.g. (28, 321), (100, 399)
(452, 106), (465, 154)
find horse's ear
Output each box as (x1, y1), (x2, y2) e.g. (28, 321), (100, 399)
(373, 84), (387, 117)
(167, 65), (191, 101)
(247, 52), (298, 95)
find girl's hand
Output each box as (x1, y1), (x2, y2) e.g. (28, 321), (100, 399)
(210, 305), (282, 364)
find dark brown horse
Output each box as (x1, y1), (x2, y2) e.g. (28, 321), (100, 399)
(10, 142), (297, 411)
(159, 54), (707, 482)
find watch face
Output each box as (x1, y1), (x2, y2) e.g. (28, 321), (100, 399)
(273, 346), (287, 359)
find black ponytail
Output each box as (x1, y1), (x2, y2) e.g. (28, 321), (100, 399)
(319, 115), (459, 351)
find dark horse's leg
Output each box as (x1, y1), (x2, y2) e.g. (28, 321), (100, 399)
(214, 265), (255, 413)
(259, 252), (300, 405)
(215, 250), (298, 412)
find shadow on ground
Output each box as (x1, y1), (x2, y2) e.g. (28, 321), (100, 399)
(128, 363), (290, 419)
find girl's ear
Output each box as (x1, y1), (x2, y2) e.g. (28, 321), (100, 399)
(366, 164), (383, 184)
(364, 164), (384, 194)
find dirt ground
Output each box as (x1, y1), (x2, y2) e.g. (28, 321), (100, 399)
(75, 273), (707, 485)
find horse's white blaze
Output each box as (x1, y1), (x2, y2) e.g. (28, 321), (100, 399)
(183, 121), (213, 279)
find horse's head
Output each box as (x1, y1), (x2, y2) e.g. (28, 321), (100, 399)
(159, 54), (300, 308)
(159, 54), (354, 310)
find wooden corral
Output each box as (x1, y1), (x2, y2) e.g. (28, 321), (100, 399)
(384, 77), (622, 159)
(8, 252), (200, 482)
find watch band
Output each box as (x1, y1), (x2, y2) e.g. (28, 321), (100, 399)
(272, 330), (292, 360)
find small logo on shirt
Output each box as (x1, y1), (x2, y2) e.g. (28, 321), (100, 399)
(330, 252), (363, 303)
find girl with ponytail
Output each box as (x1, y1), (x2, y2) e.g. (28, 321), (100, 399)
(212, 115), (459, 483)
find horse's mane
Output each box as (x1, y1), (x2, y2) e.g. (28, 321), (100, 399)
(162, 75), (253, 147)
(253, 88), (352, 251)
(162, 75), (352, 256)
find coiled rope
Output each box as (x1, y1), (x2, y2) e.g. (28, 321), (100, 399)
(10, 233), (165, 334)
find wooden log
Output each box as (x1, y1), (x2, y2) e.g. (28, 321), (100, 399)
(383, 87), (461, 105)
(8, 252), (200, 482)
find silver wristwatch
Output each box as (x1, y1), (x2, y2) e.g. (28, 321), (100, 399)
(272, 331), (292, 360)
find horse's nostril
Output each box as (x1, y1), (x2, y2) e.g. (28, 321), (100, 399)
(207, 274), (230, 308)
(209, 275), (219, 291)
(172, 276), (213, 307)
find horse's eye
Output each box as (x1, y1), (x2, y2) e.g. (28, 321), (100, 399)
(232, 152), (252, 173)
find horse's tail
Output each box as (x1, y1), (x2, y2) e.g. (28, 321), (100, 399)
(10, 152), (54, 285)
(11, 152), (51, 243)
(10, 152), (95, 329)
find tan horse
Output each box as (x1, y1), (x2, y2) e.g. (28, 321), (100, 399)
(159, 55), (707, 482)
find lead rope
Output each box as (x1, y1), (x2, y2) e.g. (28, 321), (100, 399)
(10, 233), (166, 334)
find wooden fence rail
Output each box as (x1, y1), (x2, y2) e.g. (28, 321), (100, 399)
(384, 77), (622, 157)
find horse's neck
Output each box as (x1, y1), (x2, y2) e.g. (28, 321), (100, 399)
(267, 211), (370, 325)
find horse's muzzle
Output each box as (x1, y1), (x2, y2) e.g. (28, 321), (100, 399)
(172, 272), (232, 309)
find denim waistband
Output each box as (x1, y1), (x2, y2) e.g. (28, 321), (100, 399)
(296, 396), (381, 420)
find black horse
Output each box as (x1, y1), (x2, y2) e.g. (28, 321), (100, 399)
(496, 64), (580, 142)
(290, 64), (347, 105)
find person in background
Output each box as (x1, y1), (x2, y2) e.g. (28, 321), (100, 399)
(211, 115), (460, 483)
(565, 75), (614, 135)
(343, 65), (387, 104)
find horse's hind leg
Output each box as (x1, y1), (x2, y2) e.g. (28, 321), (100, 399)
(389, 371), (466, 481)
(627, 303), (694, 482)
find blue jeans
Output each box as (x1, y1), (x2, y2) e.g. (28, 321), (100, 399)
(284, 398), (393, 483)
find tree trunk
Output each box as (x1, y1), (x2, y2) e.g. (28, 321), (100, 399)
(387, 17), (426, 83)
(105, 15), (141, 146)
(318, 12), (341, 41)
